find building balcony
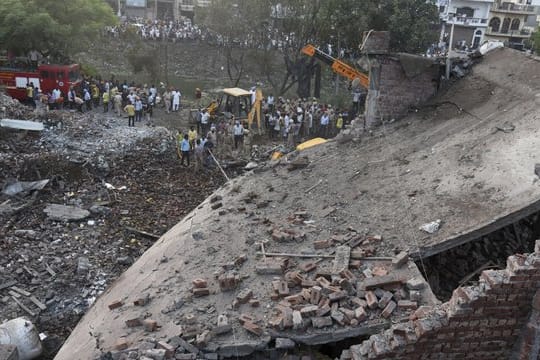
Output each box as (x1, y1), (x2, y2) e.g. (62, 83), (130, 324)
(485, 27), (532, 37)
(491, 2), (536, 14)
(444, 14), (489, 27)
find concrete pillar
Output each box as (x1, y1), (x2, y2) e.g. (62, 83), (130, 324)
(173, 0), (180, 21)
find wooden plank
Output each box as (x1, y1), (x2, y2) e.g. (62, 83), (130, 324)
(8, 290), (20, 298)
(10, 286), (31, 297)
(29, 296), (47, 311)
(0, 280), (17, 291)
(11, 296), (36, 317)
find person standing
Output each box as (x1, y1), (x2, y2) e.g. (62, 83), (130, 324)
(320, 111), (330, 138)
(180, 134), (190, 166)
(114, 92), (122, 116)
(83, 88), (92, 111)
(194, 139), (204, 171)
(172, 89), (180, 112)
(233, 120), (244, 150)
(163, 89), (172, 113)
(200, 109), (210, 136)
(134, 97), (143, 122)
(124, 102), (135, 127)
(26, 83), (35, 108)
(102, 91), (109, 112)
(188, 126), (197, 150)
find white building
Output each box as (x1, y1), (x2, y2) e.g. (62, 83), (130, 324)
(437, 0), (495, 48)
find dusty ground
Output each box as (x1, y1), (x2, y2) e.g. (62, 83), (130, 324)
(54, 48), (540, 359)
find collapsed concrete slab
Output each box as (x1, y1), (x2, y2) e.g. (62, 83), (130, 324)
(55, 49), (540, 359)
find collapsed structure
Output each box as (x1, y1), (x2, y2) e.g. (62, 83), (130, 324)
(51, 48), (540, 359)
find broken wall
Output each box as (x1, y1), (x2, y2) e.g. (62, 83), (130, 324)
(347, 241), (540, 360)
(373, 56), (439, 122)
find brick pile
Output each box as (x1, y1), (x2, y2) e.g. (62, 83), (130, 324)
(344, 241), (540, 360)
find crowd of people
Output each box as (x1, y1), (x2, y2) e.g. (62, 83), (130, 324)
(105, 17), (360, 60)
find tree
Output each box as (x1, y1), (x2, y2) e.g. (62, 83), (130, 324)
(531, 29), (540, 55)
(0, 0), (117, 61)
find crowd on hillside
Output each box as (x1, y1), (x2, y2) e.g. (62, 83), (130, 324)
(104, 17), (360, 59)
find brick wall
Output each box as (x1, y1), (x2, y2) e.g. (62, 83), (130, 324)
(347, 241), (540, 360)
(374, 56), (438, 121)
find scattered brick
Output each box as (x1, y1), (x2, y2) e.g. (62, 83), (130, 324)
(329, 290), (348, 302)
(398, 300), (418, 310)
(143, 319), (158, 332)
(331, 310), (346, 325)
(236, 288), (253, 303)
(108, 300), (124, 310)
(409, 290), (422, 302)
(285, 293), (304, 305)
(355, 306), (367, 321)
(340, 269), (357, 282)
(243, 321), (263, 336)
(300, 305), (319, 317)
(316, 277), (331, 287)
(196, 330), (212, 347)
(268, 315), (284, 329)
(193, 287), (210, 297)
(340, 308), (356, 323)
(312, 316), (333, 328)
(366, 291), (378, 309)
(115, 338), (129, 351)
(310, 286), (322, 305)
(314, 239), (332, 249)
(299, 262), (317, 273)
(210, 202), (223, 210)
(316, 303), (331, 317)
(301, 279), (318, 288)
(125, 317), (142, 328)
(381, 301), (397, 318)
(215, 314), (232, 334)
(278, 281), (289, 296)
(350, 297), (367, 308)
(378, 291), (393, 309)
(234, 254), (248, 266)
(406, 277), (425, 290)
(392, 251), (409, 268)
(192, 278), (208, 289)
(292, 310), (303, 329)
(238, 313), (255, 325)
(349, 260), (362, 269)
(134, 297), (148, 306)
(157, 340), (176, 358)
(218, 272), (240, 291)
(255, 262), (284, 275)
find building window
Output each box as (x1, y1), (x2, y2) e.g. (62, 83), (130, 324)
(501, 18), (511, 33)
(510, 18), (520, 30)
(489, 17), (501, 32)
(456, 7), (474, 18)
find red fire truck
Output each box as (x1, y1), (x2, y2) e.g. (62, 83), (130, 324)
(0, 63), (82, 102)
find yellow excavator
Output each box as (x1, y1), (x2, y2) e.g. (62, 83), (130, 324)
(301, 44), (369, 89)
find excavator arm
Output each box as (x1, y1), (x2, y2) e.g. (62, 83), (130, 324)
(301, 44), (369, 89)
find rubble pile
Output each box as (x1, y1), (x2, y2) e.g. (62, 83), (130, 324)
(0, 94), (225, 359)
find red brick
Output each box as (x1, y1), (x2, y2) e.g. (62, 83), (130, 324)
(108, 300), (124, 310)
(285, 293), (304, 305)
(143, 319), (158, 332)
(157, 340), (176, 358)
(243, 321), (263, 336)
(133, 297), (148, 306)
(355, 306), (367, 321)
(381, 301), (397, 318)
(192, 278), (208, 289)
(365, 291), (378, 309)
(328, 290), (348, 302)
(299, 262), (317, 273)
(349, 260), (362, 269)
(314, 239), (332, 249)
(249, 298), (260, 307)
(238, 313), (255, 325)
(193, 287), (210, 297)
(125, 317), (142, 328)
(115, 338), (129, 350)
(236, 288), (253, 303)
(398, 300), (418, 310)
(340, 269), (357, 282)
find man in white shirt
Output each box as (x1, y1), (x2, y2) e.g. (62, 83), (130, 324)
(233, 120), (244, 150)
(200, 109), (210, 135)
(320, 111), (330, 138)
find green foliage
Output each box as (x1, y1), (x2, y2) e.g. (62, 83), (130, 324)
(126, 47), (159, 82)
(0, 0), (117, 61)
(532, 29), (540, 55)
(80, 63), (99, 78)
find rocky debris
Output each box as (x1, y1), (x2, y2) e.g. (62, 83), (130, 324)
(0, 92), (225, 360)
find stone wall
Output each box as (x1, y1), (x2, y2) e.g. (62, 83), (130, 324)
(374, 56), (439, 122)
(345, 241), (540, 360)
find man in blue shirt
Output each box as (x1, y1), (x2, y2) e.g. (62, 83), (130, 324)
(180, 134), (191, 167)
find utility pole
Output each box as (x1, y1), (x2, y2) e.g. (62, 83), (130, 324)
(445, 18), (455, 79)
(117, 0), (121, 16)
(155, 0), (158, 20)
